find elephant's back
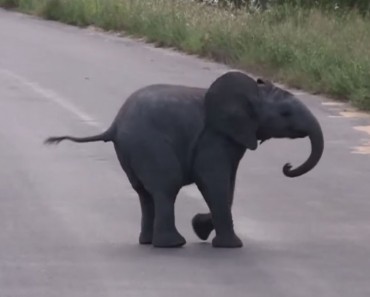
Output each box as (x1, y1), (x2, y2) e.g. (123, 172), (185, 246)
(114, 84), (206, 181)
(118, 84), (205, 133)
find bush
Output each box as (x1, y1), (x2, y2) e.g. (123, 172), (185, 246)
(1, 0), (369, 109)
(0, 0), (19, 9)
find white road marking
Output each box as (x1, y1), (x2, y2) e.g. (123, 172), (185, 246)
(0, 68), (102, 129)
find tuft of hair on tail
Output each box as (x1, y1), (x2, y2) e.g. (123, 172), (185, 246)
(44, 136), (69, 145)
(43, 127), (114, 146)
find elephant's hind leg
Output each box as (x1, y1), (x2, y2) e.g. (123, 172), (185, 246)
(114, 144), (155, 245)
(151, 191), (186, 248)
(129, 142), (186, 248)
(137, 187), (155, 245)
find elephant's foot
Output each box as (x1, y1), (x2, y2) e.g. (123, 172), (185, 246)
(192, 213), (214, 241)
(212, 234), (243, 248)
(139, 231), (153, 245)
(152, 231), (186, 248)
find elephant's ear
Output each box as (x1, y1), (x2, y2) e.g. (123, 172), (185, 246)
(204, 71), (260, 150)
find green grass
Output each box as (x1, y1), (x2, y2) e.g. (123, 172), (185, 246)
(1, 0), (369, 110)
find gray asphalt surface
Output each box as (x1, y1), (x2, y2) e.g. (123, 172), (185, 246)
(1, 9), (370, 297)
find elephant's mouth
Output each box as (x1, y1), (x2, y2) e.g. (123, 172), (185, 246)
(258, 129), (306, 142)
(257, 126), (307, 144)
(256, 130), (271, 144)
(289, 129), (307, 139)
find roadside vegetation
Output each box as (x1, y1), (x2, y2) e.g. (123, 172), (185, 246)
(1, 0), (369, 110)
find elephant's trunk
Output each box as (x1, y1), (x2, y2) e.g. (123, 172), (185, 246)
(283, 115), (324, 178)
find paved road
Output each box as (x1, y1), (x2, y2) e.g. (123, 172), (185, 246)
(1, 9), (370, 297)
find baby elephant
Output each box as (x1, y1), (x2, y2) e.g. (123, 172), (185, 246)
(45, 71), (324, 248)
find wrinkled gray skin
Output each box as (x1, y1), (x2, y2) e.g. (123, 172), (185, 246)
(45, 71), (324, 248)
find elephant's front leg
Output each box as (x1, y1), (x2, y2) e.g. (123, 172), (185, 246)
(192, 213), (213, 241)
(195, 171), (242, 248)
(192, 170), (237, 242)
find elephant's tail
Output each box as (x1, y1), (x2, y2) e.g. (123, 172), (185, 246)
(44, 126), (114, 145)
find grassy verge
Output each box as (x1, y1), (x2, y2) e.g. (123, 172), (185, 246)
(1, 0), (369, 110)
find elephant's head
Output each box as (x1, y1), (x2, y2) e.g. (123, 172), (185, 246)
(204, 71), (324, 178)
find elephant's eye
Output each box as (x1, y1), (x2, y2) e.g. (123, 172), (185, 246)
(281, 110), (291, 117)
